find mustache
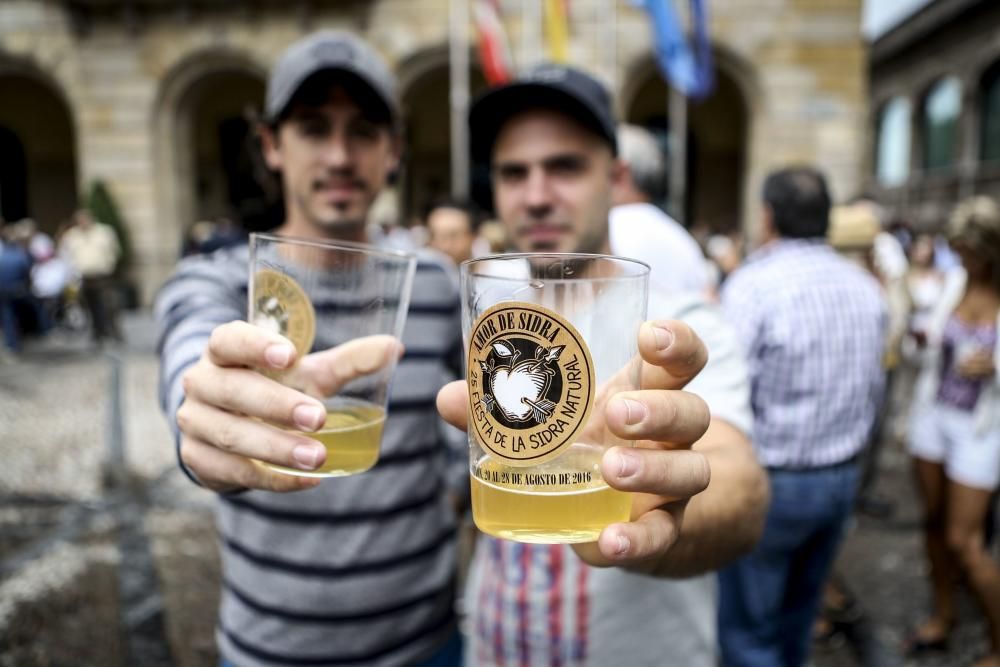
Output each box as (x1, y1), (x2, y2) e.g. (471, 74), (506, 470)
(311, 173), (367, 192)
(515, 222), (572, 236)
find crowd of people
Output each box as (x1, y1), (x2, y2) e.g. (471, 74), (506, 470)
(113, 27), (1000, 667)
(0, 209), (124, 359)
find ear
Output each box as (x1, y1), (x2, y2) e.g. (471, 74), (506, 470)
(759, 204), (777, 243)
(611, 158), (628, 188)
(258, 123), (283, 171)
(385, 131), (402, 176)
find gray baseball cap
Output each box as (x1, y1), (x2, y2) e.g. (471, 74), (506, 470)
(469, 63), (618, 162)
(265, 31), (399, 125)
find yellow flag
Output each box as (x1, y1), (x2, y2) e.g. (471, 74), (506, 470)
(544, 0), (569, 63)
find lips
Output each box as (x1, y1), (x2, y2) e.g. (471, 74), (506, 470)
(314, 181), (364, 206)
(520, 225), (569, 244)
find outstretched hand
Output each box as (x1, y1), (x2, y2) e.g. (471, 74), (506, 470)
(177, 320), (402, 494)
(437, 319), (711, 568)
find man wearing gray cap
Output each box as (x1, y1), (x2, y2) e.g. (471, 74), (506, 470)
(435, 63), (768, 666)
(155, 32), (465, 667)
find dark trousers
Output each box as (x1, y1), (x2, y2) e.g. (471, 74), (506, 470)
(0, 292), (19, 352)
(718, 462), (860, 667)
(81, 275), (121, 342)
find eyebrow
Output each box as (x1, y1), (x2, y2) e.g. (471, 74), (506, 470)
(492, 152), (590, 173)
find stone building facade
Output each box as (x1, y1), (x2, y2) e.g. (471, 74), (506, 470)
(869, 0), (1000, 228)
(0, 0), (867, 304)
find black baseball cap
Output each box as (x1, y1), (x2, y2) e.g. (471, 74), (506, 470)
(469, 63), (618, 162)
(265, 31), (399, 126)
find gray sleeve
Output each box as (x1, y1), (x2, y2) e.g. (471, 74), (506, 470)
(155, 252), (246, 484)
(650, 293), (754, 437)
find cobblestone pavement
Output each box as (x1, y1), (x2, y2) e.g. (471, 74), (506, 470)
(1, 313), (997, 666)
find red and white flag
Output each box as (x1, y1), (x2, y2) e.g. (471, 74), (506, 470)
(474, 0), (513, 85)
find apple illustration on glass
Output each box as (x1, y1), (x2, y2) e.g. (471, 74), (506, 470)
(479, 340), (564, 424)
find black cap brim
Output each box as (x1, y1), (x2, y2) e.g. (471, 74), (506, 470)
(469, 82), (617, 163)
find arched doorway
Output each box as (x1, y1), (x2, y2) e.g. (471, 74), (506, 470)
(398, 50), (487, 220)
(623, 55), (750, 234)
(0, 69), (77, 233)
(156, 54), (274, 251)
(181, 70), (272, 232)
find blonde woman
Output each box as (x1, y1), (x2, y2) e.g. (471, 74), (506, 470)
(906, 196), (1000, 667)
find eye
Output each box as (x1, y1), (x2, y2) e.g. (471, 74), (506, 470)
(495, 164), (528, 184)
(349, 120), (380, 141)
(297, 118), (329, 138)
(547, 156), (586, 176)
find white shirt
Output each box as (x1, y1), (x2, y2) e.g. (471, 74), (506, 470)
(609, 202), (710, 296)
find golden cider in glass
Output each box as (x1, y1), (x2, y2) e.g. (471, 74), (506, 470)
(471, 444), (632, 543)
(265, 399), (386, 477)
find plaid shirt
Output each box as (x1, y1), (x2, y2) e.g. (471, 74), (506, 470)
(721, 239), (887, 469)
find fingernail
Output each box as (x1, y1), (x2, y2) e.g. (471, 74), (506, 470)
(614, 449), (639, 478)
(292, 444), (323, 470)
(616, 534), (631, 555)
(622, 398), (646, 425)
(265, 344), (294, 369)
(652, 325), (674, 350)
(293, 404), (326, 431)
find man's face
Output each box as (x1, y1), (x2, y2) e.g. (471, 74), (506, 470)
(491, 110), (620, 254)
(428, 207), (475, 265)
(261, 87), (399, 237)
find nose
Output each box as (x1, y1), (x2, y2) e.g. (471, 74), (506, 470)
(321, 129), (351, 171)
(524, 167), (553, 218)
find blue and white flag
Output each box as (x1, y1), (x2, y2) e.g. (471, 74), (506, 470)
(632, 0), (714, 100)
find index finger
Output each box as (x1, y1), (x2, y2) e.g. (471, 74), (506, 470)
(437, 380), (469, 431)
(207, 320), (299, 371)
(638, 320), (708, 391)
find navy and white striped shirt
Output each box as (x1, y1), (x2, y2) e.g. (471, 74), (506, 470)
(155, 243), (465, 667)
(720, 239), (887, 469)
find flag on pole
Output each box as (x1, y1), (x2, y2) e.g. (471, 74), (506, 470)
(544, 0), (570, 63)
(632, 0), (714, 100)
(474, 0), (513, 85)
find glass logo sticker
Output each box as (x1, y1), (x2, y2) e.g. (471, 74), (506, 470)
(468, 302), (596, 467)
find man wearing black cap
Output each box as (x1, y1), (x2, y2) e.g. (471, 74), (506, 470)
(156, 32), (466, 667)
(434, 64), (768, 666)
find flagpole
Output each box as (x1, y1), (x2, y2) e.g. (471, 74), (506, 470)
(604, 0), (617, 92)
(669, 86), (687, 224)
(521, 0), (542, 69)
(450, 0), (471, 198)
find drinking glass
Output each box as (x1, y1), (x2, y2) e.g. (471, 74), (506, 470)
(249, 233), (416, 477)
(461, 253), (649, 543)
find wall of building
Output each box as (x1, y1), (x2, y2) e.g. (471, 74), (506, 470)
(869, 0), (1000, 229)
(0, 0), (866, 303)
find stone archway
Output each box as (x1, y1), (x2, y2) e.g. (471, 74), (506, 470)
(397, 45), (488, 220)
(621, 48), (756, 234)
(154, 51), (272, 249)
(0, 60), (78, 233)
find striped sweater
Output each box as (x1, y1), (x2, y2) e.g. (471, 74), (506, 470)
(155, 243), (465, 667)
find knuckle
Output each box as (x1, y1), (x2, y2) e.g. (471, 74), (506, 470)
(176, 402), (192, 432)
(215, 420), (241, 453)
(180, 366), (198, 395)
(237, 461), (261, 489)
(178, 437), (197, 465)
(692, 454), (711, 491)
(657, 393), (679, 427)
(217, 372), (241, 407)
(207, 326), (228, 359)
